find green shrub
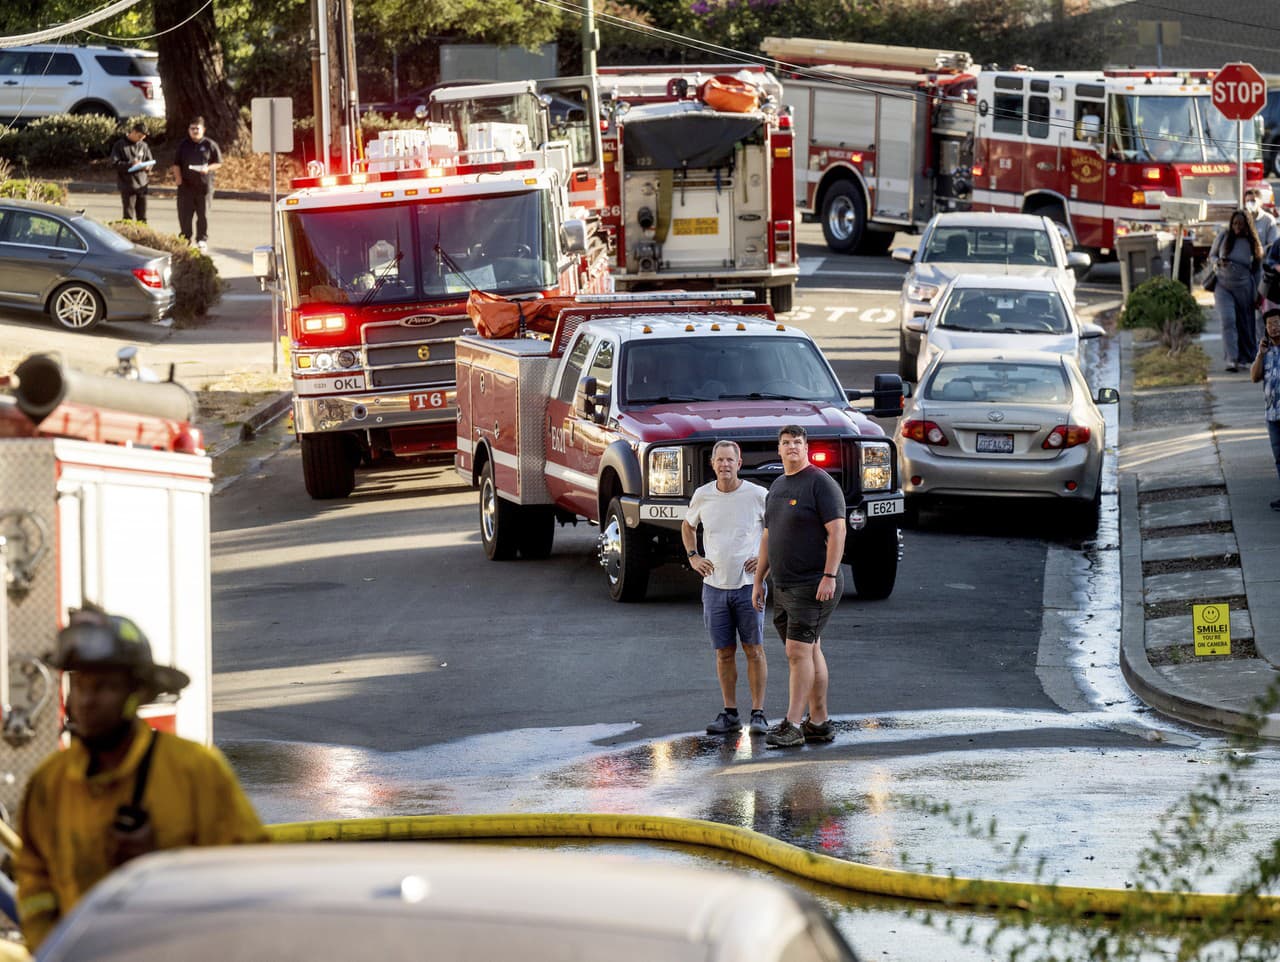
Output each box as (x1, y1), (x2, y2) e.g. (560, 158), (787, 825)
(0, 179), (67, 204)
(108, 221), (223, 326)
(0, 113), (121, 167)
(1119, 276), (1206, 335)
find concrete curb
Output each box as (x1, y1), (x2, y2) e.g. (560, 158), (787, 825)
(206, 390), (292, 460)
(66, 180), (272, 203)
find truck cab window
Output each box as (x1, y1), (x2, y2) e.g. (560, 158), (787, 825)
(587, 340), (615, 397)
(556, 333), (595, 403)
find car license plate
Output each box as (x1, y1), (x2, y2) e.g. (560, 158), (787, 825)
(868, 497), (903, 517)
(976, 432), (1014, 454)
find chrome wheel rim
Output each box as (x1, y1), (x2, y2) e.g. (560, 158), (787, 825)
(55, 287), (98, 329)
(598, 515), (622, 584)
(827, 196), (856, 242)
(481, 475), (498, 544)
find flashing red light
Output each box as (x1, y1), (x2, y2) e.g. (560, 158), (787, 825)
(1142, 167), (1162, 181)
(132, 266), (165, 289)
(808, 442), (841, 467)
(971, 164), (984, 178)
(1043, 424), (1091, 449)
(901, 419), (948, 446)
(778, 114), (793, 130)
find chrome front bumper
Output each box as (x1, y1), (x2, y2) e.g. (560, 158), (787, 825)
(293, 388), (457, 434)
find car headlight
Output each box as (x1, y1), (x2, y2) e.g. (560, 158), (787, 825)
(861, 442), (893, 492)
(648, 447), (683, 496)
(906, 281), (940, 302)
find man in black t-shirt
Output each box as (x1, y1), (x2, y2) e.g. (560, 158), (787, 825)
(752, 424), (846, 748)
(169, 116), (222, 252)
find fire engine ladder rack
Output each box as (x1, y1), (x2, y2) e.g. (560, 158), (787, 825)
(761, 37), (972, 73)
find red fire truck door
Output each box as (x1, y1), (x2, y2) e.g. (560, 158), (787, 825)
(1064, 84), (1108, 250)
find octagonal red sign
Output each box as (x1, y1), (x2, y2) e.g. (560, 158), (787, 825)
(1212, 62), (1266, 121)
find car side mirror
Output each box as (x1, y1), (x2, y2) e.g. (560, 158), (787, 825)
(891, 247), (915, 264)
(561, 219), (588, 255)
(1095, 387), (1120, 405)
(252, 244), (275, 282)
(847, 374), (906, 419)
(1080, 322), (1105, 339)
(1067, 250), (1092, 275)
(414, 103), (428, 121)
(905, 317), (928, 334)
(575, 376), (608, 422)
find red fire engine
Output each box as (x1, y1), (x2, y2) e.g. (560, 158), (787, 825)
(762, 37), (1273, 257)
(257, 117), (612, 500)
(597, 66), (799, 312)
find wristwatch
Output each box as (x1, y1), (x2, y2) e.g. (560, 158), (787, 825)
(687, 549), (698, 558)
(822, 573), (837, 579)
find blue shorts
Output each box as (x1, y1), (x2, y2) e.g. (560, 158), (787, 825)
(702, 583), (765, 650)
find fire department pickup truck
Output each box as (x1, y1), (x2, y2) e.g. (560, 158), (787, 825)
(455, 292), (905, 602)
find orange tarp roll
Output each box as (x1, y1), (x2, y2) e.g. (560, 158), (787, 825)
(698, 75), (760, 113)
(467, 291), (573, 339)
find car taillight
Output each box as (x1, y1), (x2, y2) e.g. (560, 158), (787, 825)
(808, 442), (841, 467)
(773, 220), (793, 262)
(129, 80), (156, 100)
(132, 266), (164, 289)
(901, 419), (948, 446)
(1043, 424), (1090, 449)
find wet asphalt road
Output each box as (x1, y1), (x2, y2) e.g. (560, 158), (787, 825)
(207, 223), (1280, 960)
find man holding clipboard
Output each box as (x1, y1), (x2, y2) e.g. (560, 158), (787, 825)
(110, 123), (155, 223)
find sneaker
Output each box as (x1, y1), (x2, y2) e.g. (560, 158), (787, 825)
(748, 710), (769, 734)
(802, 718), (835, 743)
(195, 240), (208, 253)
(150, 316), (174, 328)
(765, 720), (804, 748)
(706, 710), (742, 735)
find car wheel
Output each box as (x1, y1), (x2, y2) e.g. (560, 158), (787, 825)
(898, 331), (917, 381)
(769, 284), (795, 314)
(820, 181), (866, 254)
(479, 459), (520, 560)
(597, 497), (650, 602)
(1067, 484), (1101, 537)
(856, 230), (894, 256)
(300, 433), (356, 499)
(517, 505), (555, 560)
(70, 101), (116, 119)
(50, 283), (105, 332)
(902, 495), (922, 530)
(848, 523), (899, 600)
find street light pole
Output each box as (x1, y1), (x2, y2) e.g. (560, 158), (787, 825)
(582, 0), (599, 76)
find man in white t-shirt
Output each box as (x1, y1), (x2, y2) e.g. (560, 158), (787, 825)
(681, 440), (770, 735)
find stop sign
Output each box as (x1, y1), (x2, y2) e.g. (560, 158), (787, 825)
(1212, 62), (1266, 121)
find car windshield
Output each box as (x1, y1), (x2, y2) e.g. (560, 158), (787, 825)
(621, 336), (844, 406)
(74, 216), (132, 252)
(1109, 94), (1263, 163)
(282, 190), (557, 305)
(922, 226), (1055, 265)
(925, 361), (1071, 403)
(936, 287), (1071, 334)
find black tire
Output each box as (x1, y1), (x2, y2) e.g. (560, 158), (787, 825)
(49, 282), (104, 332)
(820, 181), (866, 254)
(597, 497), (650, 602)
(856, 230), (894, 256)
(70, 101), (116, 119)
(300, 433), (356, 499)
(848, 523), (899, 600)
(479, 459), (520, 560)
(517, 505), (555, 560)
(1067, 485), (1101, 537)
(902, 496), (922, 530)
(769, 284), (795, 314)
(898, 330), (917, 381)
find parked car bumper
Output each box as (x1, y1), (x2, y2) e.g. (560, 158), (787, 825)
(900, 440), (1099, 500)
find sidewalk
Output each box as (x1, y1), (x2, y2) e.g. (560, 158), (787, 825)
(1117, 301), (1280, 738)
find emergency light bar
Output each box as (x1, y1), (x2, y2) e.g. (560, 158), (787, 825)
(290, 159), (537, 190)
(575, 290), (759, 303)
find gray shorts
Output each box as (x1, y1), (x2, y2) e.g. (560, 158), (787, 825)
(772, 574), (842, 644)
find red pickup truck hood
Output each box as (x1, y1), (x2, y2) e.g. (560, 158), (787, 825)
(617, 401), (885, 443)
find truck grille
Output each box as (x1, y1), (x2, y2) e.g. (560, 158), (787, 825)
(362, 315), (469, 390)
(691, 438), (851, 494)
(1179, 176), (1236, 204)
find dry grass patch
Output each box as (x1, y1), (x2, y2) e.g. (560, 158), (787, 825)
(1133, 341), (1209, 389)
(196, 371), (290, 426)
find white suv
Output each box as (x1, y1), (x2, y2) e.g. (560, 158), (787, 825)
(0, 44), (165, 122)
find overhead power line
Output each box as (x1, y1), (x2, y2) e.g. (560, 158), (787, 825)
(0, 0), (149, 48)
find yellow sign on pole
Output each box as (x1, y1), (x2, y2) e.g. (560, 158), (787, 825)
(1193, 604), (1231, 656)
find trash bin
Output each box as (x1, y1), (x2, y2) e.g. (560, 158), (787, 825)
(1117, 232), (1175, 299)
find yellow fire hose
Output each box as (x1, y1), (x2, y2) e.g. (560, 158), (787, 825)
(0, 823), (19, 860)
(268, 812), (1280, 921)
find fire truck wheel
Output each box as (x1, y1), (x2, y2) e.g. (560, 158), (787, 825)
(820, 181), (866, 254)
(301, 433), (356, 499)
(848, 523), (898, 600)
(769, 285), (794, 314)
(599, 497), (650, 602)
(856, 231), (894, 256)
(480, 460), (520, 560)
(50, 282), (104, 331)
(517, 506), (555, 560)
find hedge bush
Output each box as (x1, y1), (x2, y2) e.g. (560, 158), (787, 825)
(0, 113), (168, 168)
(108, 221), (222, 326)
(1118, 276), (1206, 335)
(0, 179), (67, 204)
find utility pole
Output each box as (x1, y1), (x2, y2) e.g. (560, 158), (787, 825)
(309, 0), (327, 171)
(581, 0), (599, 76)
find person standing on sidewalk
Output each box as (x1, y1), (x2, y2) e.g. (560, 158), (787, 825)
(1250, 307), (1280, 511)
(1210, 210), (1263, 373)
(682, 440), (770, 736)
(109, 123), (153, 222)
(169, 117), (222, 253)
(752, 425), (846, 749)
(1245, 188), (1278, 250)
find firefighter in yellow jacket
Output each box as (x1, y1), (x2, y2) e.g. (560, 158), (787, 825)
(15, 607), (267, 953)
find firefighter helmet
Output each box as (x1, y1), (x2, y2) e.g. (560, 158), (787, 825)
(46, 606), (190, 695)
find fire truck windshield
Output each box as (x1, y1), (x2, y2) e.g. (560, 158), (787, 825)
(283, 191), (557, 306)
(621, 336), (844, 406)
(1109, 94), (1263, 163)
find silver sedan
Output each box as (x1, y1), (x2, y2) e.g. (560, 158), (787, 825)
(895, 348), (1118, 532)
